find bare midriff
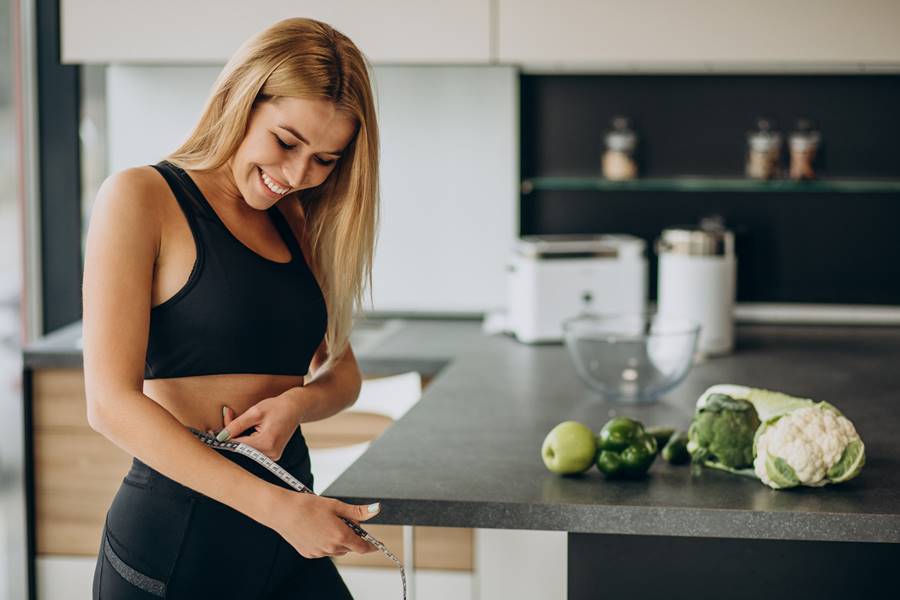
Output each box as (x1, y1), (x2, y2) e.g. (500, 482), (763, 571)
(143, 374), (304, 434)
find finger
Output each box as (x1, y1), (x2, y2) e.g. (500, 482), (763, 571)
(334, 500), (381, 523)
(222, 405), (234, 427)
(216, 409), (258, 442)
(230, 433), (260, 446)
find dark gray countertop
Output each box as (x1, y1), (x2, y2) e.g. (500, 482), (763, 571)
(23, 319), (900, 543)
(328, 320), (900, 544)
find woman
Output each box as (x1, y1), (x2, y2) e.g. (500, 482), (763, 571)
(83, 17), (382, 598)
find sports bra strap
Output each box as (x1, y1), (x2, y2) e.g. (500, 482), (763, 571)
(267, 206), (304, 261)
(150, 160), (211, 224)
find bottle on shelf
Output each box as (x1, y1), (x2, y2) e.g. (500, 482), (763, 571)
(745, 117), (782, 180)
(788, 118), (821, 181)
(601, 116), (638, 181)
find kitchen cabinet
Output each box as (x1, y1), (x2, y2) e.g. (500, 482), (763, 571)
(497, 0), (900, 71)
(338, 566), (474, 600)
(475, 529), (566, 599)
(61, 0), (491, 64)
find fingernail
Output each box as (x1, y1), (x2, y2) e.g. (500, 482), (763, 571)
(368, 502), (380, 513)
(222, 406), (228, 417)
(216, 429), (231, 442)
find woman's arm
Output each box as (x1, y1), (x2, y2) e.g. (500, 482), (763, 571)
(286, 339), (362, 424)
(82, 168), (289, 529)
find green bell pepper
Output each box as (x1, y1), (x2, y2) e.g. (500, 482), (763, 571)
(595, 417), (658, 478)
(661, 431), (690, 465)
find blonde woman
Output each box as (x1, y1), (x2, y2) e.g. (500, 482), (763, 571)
(83, 17), (381, 598)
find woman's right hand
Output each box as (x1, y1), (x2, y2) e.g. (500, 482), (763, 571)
(270, 490), (381, 558)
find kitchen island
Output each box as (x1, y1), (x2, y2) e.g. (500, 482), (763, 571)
(23, 319), (900, 598)
(323, 320), (900, 598)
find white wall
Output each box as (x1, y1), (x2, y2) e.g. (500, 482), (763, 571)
(106, 64), (518, 314)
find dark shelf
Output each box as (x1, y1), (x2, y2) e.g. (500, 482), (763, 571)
(522, 176), (900, 194)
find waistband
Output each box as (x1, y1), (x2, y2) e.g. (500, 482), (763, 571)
(125, 426), (314, 501)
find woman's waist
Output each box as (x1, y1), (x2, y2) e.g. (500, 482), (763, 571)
(143, 373), (305, 433)
(127, 426), (313, 500)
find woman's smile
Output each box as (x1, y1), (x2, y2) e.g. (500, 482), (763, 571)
(257, 165), (291, 198)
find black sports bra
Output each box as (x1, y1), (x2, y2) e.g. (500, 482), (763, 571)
(143, 160), (327, 379)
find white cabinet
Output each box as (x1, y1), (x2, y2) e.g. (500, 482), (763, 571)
(497, 0), (900, 71)
(475, 529), (567, 600)
(338, 566), (474, 600)
(36, 556), (97, 599)
(61, 0), (491, 64)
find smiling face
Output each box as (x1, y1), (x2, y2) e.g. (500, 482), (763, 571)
(224, 96), (357, 211)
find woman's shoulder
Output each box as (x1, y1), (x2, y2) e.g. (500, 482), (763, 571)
(87, 167), (169, 266)
(90, 166), (181, 244)
(97, 165), (172, 207)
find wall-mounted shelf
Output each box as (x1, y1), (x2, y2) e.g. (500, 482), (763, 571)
(521, 176), (900, 194)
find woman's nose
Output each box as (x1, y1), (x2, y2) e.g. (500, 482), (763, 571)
(283, 160), (307, 189)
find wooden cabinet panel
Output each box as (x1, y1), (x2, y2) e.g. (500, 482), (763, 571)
(333, 525), (474, 570)
(303, 411), (394, 449)
(33, 370), (127, 555)
(414, 526), (474, 570)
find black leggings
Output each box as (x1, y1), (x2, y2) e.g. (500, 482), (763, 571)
(92, 427), (354, 599)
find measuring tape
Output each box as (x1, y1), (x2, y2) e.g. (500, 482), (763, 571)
(187, 427), (407, 599)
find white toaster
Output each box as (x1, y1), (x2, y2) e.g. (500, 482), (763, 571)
(506, 234), (647, 343)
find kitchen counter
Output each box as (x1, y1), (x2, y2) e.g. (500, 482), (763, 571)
(332, 320), (900, 545)
(22, 319), (900, 544)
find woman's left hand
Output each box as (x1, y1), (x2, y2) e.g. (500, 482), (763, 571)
(213, 392), (306, 461)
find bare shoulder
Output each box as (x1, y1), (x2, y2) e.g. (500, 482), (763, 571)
(88, 166), (171, 257)
(96, 165), (169, 206)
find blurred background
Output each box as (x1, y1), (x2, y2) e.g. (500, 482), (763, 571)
(2, 1), (899, 599)
(1, 0), (24, 596)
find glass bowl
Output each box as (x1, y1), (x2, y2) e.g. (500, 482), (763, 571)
(562, 312), (701, 404)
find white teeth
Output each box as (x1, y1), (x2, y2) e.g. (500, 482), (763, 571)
(260, 169), (289, 194)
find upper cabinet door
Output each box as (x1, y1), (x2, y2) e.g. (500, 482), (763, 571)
(61, 0), (491, 64)
(497, 0), (900, 71)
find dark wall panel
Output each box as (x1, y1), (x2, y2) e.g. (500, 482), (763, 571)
(520, 74), (900, 305)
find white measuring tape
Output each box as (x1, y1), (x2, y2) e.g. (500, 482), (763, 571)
(188, 427), (407, 599)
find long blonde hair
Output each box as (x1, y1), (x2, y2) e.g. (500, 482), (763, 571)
(165, 17), (379, 379)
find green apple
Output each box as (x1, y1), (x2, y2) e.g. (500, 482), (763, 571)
(541, 421), (597, 474)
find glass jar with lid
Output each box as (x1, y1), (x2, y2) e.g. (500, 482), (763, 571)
(745, 117), (782, 180)
(788, 118), (821, 181)
(601, 116), (638, 180)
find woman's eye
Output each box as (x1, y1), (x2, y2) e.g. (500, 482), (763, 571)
(275, 134), (335, 166)
(275, 135), (295, 150)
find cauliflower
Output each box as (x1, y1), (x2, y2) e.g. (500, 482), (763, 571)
(692, 384), (866, 490)
(753, 404), (865, 489)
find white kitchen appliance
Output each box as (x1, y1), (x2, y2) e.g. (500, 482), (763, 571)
(506, 234), (647, 343)
(656, 223), (736, 356)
